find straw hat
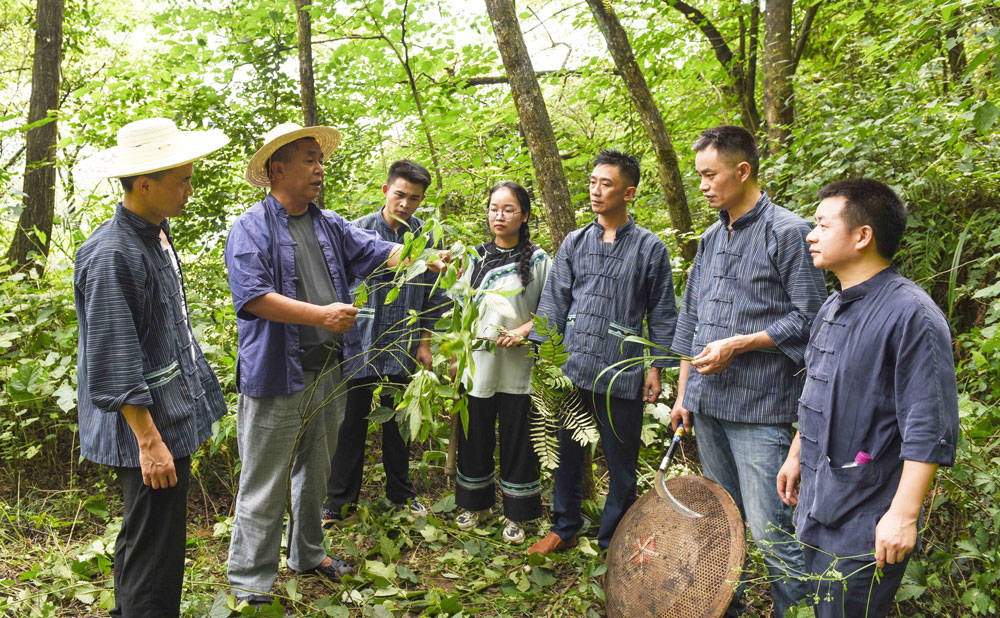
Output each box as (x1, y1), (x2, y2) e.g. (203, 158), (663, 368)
(245, 123), (341, 188)
(78, 118), (229, 179)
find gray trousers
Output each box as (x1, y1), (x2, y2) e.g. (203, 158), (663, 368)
(227, 368), (346, 595)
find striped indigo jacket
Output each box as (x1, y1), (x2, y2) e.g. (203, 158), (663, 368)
(73, 204), (226, 468)
(671, 193), (827, 425)
(531, 216), (678, 400)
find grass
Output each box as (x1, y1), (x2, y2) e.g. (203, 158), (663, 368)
(0, 423), (791, 617)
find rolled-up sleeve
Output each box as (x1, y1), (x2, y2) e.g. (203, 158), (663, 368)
(646, 241), (678, 368)
(671, 241), (703, 358)
(337, 214), (396, 283)
(529, 235), (575, 342)
(895, 307), (960, 466)
(764, 222), (827, 364)
(225, 219), (276, 320)
(82, 250), (154, 412)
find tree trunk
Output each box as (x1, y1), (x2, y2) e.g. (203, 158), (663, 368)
(483, 0), (576, 250)
(294, 0), (323, 207)
(5, 0), (63, 274)
(484, 0), (588, 498)
(763, 0), (794, 154)
(587, 0), (696, 261)
(943, 10), (968, 94)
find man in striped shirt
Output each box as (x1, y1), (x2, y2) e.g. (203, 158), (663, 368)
(670, 125), (826, 616)
(74, 118), (229, 616)
(528, 149), (678, 555)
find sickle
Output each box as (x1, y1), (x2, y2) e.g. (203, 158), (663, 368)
(653, 424), (704, 518)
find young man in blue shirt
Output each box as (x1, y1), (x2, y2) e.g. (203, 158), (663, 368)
(323, 159), (447, 524)
(528, 150), (677, 555)
(776, 179), (958, 618)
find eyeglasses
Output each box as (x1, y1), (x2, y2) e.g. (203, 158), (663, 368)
(487, 208), (521, 219)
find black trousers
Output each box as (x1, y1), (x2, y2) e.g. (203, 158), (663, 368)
(551, 389), (643, 549)
(456, 393), (542, 522)
(111, 456), (191, 618)
(325, 377), (415, 515)
(803, 545), (910, 618)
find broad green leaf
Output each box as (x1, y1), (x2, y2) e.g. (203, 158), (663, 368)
(972, 102), (999, 134)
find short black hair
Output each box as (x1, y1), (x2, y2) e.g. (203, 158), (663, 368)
(692, 125), (760, 179)
(817, 178), (908, 260)
(592, 149), (640, 188)
(120, 168), (169, 192)
(387, 159), (432, 190)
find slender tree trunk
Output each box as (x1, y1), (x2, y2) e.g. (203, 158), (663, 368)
(586, 0), (696, 261)
(763, 0), (794, 154)
(484, 0), (588, 497)
(943, 11), (969, 94)
(294, 0), (323, 207)
(6, 0), (63, 274)
(484, 0), (576, 249)
(745, 1), (761, 132)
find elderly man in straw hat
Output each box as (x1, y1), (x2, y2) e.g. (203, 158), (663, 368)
(224, 123), (446, 606)
(73, 117), (230, 616)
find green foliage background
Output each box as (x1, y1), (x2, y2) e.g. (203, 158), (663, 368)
(1, 0), (998, 615)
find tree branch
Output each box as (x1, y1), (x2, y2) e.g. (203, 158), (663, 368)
(664, 0), (736, 76)
(791, 1), (821, 75)
(446, 68), (618, 86)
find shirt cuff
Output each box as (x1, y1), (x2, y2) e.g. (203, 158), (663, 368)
(94, 383), (154, 413)
(901, 438), (957, 467)
(765, 319), (807, 364)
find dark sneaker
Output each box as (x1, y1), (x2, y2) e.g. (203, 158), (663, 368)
(235, 593), (275, 608)
(300, 555), (354, 583)
(321, 508), (340, 529)
(322, 506), (357, 528)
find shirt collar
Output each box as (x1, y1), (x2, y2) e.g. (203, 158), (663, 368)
(376, 207), (414, 235)
(590, 214), (636, 235)
(719, 191), (770, 230)
(836, 266), (897, 304)
(115, 202), (168, 240)
(265, 193), (319, 218)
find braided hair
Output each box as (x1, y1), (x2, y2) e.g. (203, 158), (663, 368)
(487, 181), (535, 291)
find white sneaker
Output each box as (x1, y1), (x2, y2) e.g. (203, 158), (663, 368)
(407, 499), (428, 518)
(456, 509), (487, 530)
(502, 518), (526, 544)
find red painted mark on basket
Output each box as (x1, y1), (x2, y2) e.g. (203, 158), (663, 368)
(628, 534), (658, 567)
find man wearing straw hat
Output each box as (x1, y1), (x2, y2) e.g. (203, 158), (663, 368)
(73, 117), (230, 616)
(225, 124), (446, 606)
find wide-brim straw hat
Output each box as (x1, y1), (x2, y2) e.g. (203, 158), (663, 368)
(245, 123), (341, 188)
(78, 118), (229, 179)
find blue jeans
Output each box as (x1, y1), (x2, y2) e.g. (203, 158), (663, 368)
(551, 389), (643, 549)
(694, 414), (809, 617)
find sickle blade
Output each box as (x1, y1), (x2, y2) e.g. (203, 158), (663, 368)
(655, 469), (704, 518)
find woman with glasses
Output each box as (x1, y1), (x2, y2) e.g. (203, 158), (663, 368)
(453, 181), (552, 544)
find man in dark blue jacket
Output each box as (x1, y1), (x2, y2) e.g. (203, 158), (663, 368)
(324, 159), (447, 524)
(777, 178), (959, 618)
